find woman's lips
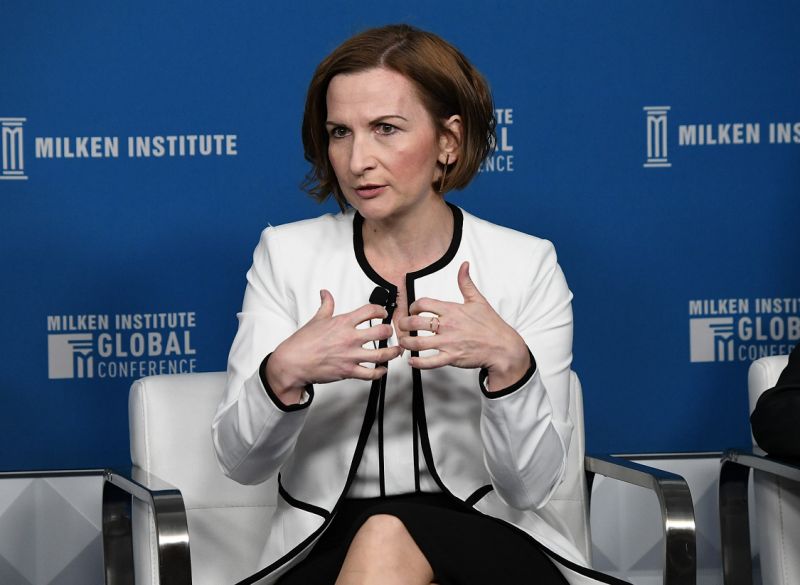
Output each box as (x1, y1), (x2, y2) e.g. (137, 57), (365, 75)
(354, 185), (386, 198)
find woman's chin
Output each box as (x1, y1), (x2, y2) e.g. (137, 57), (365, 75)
(350, 199), (395, 221)
(352, 195), (443, 224)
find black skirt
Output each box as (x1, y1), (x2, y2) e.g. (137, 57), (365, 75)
(276, 492), (569, 585)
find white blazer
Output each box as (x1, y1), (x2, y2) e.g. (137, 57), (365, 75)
(213, 205), (616, 585)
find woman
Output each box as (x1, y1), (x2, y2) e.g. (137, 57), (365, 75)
(213, 24), (624, 585)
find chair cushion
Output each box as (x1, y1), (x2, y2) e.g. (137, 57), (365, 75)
(186, 506), (271, 585)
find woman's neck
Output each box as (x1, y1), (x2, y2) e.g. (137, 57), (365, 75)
(361, 197), (454, 276)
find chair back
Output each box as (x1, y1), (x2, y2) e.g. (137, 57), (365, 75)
(129, 372), (276, 585)
(747, 354), (798, 585)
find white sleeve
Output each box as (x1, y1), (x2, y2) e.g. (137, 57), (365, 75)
(211, 227), (312, 485)
(479, 240), (573, 509)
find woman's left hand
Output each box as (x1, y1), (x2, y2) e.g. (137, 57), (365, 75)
(397, 261), (531, 391)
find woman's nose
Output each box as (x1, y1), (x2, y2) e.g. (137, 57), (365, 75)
(349, 134), (377, 175)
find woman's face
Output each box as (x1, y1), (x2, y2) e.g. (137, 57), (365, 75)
(326, 67), (447, 223)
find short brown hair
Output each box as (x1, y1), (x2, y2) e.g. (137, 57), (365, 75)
(302, 24), (496, 210)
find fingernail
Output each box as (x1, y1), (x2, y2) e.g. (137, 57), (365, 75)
(319, 290), (324, 302)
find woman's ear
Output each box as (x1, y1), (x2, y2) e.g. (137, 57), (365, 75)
(438, 115), (463, 165)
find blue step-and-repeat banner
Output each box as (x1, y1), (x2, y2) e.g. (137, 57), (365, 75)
(1, 1), (798, 470)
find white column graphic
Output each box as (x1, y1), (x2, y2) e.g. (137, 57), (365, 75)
(689, 318), (734, 362)
(1, 117), (28, 180)
(644, 107), (671, 168)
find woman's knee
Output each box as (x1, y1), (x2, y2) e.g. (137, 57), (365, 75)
(356, 514), (409, 544)
(341, 514), (434, 583)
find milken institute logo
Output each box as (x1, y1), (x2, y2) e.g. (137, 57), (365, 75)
(47, 312), (198, 379)
(688, 297), (799, 363)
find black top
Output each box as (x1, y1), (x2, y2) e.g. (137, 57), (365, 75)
(751, 343), (800, 458)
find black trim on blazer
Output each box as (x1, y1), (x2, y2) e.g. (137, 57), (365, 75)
(411, 363), (449, 492)
(464, 484), (494, 507)
(377, 373), (387, 496)
(355, 210), (400, 498)
(352, 202), (463, 285)
(236, 351), (386, 584)
(277, 473), (331, 520)
(259, 353), (314, 412)
(399, 202), (465, 495)
(236, 375), (384, 585)
(537, 545), (632, 585)
(376, 303), (396, 496)
(407, 275), (455, 497)
(412, 393), (421, 492)
(478, 348), (537, 399)
(407, 276), (425, 493)
(406, 202), (463, 278)
(235, 525), (321, 585)
(354, 204), (462, 494)
(353, 213), (396, 292)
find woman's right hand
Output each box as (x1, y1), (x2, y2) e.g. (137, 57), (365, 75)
(265, 289), (402, 405)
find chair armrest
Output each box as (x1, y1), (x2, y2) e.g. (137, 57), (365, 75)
(102, 466), (191, 585)
(722, 448), (800, 482)
(719, 448), (800, 585)
(585, 454), (696, 585)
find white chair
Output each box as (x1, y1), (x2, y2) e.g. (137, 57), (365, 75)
(103, 372), (277, 585)
(102, 371), (696, 585)
(720, 354), (800, 585)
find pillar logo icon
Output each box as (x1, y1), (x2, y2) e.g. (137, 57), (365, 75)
(689, 318), (735, 363)
(48, 334), (95, 379)
(1, 117), (28, 180)
(643, 106), (671, 168)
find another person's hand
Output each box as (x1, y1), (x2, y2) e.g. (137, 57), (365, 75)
(267, 290), (402, 404)
(397, 262), (530, 392)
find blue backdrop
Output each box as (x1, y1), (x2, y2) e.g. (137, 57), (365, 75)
(1, 1), (799, 469)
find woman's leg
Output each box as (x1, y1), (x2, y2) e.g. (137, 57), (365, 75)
(334, 514), (435, 585)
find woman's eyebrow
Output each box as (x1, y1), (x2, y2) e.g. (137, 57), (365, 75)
(325, 115), (409, 127)
(369, 115), (409, 125)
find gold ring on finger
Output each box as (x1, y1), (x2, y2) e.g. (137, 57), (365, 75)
(430, 316), (440, 334)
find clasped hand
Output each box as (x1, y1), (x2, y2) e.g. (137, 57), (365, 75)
(398, 262), (530, 391)
(267, 262), (530, 403)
